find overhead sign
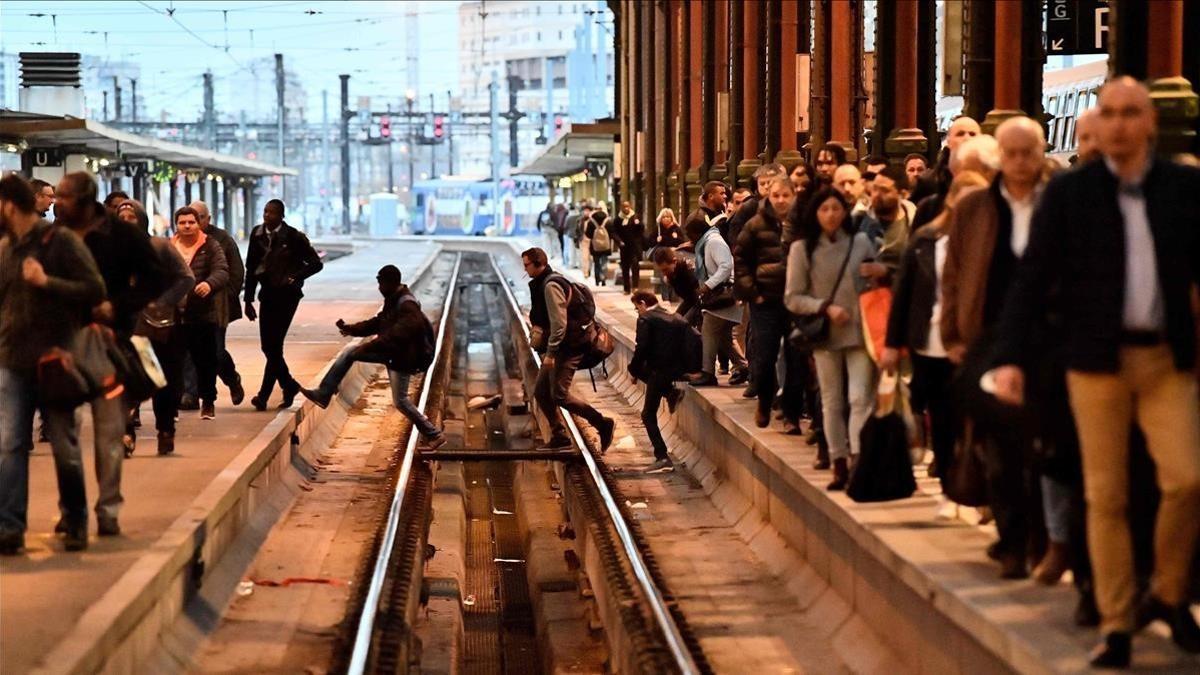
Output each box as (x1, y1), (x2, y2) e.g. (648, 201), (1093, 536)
(1046, 0), (1110, 55)
(30, 148), (64, 167)
(586, 159), (610, 179)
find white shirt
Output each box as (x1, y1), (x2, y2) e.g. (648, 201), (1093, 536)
(918, 236), (949, 358)
(1105, 157), (1164, 330)
(999, 182), (1037, 256)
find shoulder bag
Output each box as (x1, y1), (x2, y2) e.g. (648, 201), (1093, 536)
(788, 238), (854, 351)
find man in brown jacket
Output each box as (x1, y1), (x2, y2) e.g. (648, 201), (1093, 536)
(940, 117), (1046, 579)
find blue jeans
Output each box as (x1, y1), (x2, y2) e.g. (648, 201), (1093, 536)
(0, 368), (87, 535)
(314, 346), (440, 438)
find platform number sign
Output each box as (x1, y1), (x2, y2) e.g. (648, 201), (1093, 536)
(1046, 0), (1110, 55)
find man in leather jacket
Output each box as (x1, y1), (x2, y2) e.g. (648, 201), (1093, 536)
(301, 265), (445, 450)
(243, 199), (323, 410)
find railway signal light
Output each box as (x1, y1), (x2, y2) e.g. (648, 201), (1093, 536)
(380, 115), (391, 139)
(554, 115), (564, 136)
(433, 115), (445, 140)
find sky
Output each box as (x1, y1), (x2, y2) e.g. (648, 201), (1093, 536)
(0, 0), (462, 120)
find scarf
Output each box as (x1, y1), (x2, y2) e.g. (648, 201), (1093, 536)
(172, 230), (207, 266)
(694, 226), (721, 282)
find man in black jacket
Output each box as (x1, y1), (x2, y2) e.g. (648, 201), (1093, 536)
(629, 291), (688, 473)
(0, 174), (107, 554)
(992, 77), (1200, 668)
(191, 200), (246, 405)
(244, 199), (323, 410)
(56, 172), (166, 538)
(522, 247), (615, 452)
(614, 201), (644, 294)
(735, 174), (802, 430)
(301, 265), (445, 450)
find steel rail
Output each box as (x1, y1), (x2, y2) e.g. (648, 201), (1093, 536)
(488, 254), (701, 675)
(347, 252), (463, 675)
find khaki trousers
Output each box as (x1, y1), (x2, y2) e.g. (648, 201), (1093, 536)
(1066, 345), (1200, 634)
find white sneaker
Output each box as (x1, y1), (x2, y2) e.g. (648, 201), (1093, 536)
(644, 458), (674, 474)
(935, 495), (959, 521)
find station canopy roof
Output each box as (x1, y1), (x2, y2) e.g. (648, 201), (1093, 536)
(517, 122), (616, 178)
(0, 111), (297, 177)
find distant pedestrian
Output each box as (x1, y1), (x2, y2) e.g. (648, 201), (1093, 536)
(117, 200), (194, 456)
(813, 143), (847, 180)
(584, 204), (613, 286)
(522, 247), (615, 452)
(652, 208), (684, 251)
(30, 179), (54, 218)
(903, 153), (928, 189)
(172, 207), (228, 421)
(629, 291), (690, 473)
(614, 201), (645, 293)
(190, 200), (246, 405)
(0, 174), (106, 553)
(301, 265), (446, 450)
(243, 199), (323, 410)
(735, 174), (803, 429)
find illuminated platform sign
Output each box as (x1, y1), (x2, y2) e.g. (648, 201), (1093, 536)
(1047, 0), (1110, 55)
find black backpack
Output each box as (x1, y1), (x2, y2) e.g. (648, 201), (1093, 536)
(548, 275), (613, 371)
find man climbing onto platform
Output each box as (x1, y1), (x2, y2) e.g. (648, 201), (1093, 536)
(522, 247), (616, 452)
(300, 264), (446, 451)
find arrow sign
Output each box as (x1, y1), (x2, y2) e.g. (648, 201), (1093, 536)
(1050, 38), (1065, 52)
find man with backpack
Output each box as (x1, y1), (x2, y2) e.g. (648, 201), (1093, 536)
(629, 291), (696, 473)
(522, 247), (616, 452)
(300, 264), (445, 450)
(584, 204), (613, 286)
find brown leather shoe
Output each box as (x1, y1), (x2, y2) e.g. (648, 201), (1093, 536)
(826, 457), (849, 491)
(1033, 541), (1069, 585)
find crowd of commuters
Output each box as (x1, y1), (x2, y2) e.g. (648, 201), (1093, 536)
(532, 76), (1200, 669)
(0, 171), (326, 554)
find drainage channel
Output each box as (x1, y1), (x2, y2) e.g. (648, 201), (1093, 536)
(454, 261), (539, 674)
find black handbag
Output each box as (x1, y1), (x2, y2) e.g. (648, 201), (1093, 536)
(788, 241), (854, 351)
(699, 282), (736, 310)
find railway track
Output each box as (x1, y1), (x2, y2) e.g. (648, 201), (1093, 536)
(337, 251), (710, 675)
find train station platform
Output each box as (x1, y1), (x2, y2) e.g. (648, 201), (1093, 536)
(553, 266), (1197, 674)
(0, 240), (441, 674)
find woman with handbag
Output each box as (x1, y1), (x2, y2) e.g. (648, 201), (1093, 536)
(171, 206), (229, 422)
(118, 201), (194, 455)
(784, 187), (877, 490)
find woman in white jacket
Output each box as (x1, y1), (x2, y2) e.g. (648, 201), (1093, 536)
(685, 211), (747, 386)
(784, 187), (877, 490)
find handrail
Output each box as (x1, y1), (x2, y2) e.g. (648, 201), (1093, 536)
(488, 254), (700, 675)
(347, 252), (463, 675)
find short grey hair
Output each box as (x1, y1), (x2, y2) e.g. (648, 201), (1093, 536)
(951, 135), (1001, 173)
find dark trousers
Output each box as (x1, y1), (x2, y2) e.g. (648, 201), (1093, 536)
(181, 322), (219, 403)
(151, 329), (186, 433)
(257, 287), (302, 397)
(911, 354), (956, 490)
(641, 376), (672, 460)
(979, 417), (1035, 558)
(534, 352), (605, 439)
(619, 248), (641, 293)
(748, 303), (804, 421)
(592, 253), (610, 286)
(182, 324), (240, 399)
